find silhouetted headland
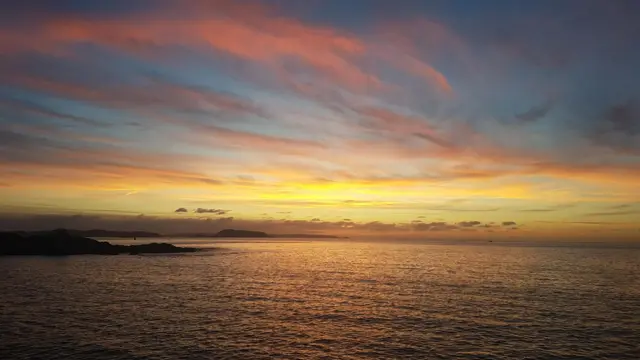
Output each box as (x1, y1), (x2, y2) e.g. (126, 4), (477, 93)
(169, 229), (345, 239)
(0, 229), (198, 256)
(215, 229), (269, 238)
(274, 234), (348, 239)
(168, 229), (269, 238)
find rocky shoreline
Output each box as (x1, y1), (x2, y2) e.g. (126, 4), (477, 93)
(0, 229), (199, 256)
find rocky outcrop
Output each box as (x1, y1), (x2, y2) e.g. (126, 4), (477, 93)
(0, 229), (198, 256)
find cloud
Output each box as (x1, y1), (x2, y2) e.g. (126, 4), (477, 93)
(608, 204), (634, 210)
(174, 207), (188, 213)
(425, 205), (500, 212)
(502, 221), (517, 226)
(518, 203), (575, 212)
(588, 101), (640, 154)
(1, 57), (265, 121)
(358, 107), (454, 149)
(605, 102), (639, 134)
(0, 145), (226, 190)
(515, 101), (553, 122)
(0, 96), (108, 127)
(412, 221), (459, 231)
(178, 122), (326, 156)
(194, 208), (230, 215)
(457, 221), (482, 227)
(360, 221), (397, 232)
(583, 210), (639, 217)
(0, 0), (451, 95)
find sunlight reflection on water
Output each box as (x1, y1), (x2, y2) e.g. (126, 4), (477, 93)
(1, 240), (639, 359)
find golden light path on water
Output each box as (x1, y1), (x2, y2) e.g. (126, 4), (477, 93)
(1, 239), (638, 359)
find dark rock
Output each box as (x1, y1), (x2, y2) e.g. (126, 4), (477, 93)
(0, 229), (198, 256)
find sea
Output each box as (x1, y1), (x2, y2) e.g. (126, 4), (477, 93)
(1, 238), (638, 359)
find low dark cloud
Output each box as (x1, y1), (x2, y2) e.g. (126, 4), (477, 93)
(519, 208), (558, 212)
(518, 203), (575, 212)
(583, 203), (639, 217)
(412, 221), (459, 231)
(607, 204), (634, 210)
(424, 206), (499, 212)
(194, 208), (230, 215)
(584, 210), (639, 217)
(457, 221), (482, 227)
(174, 207), (188, 213)
(567, 221), (612, 225)
(203, 216), (234, 223)
(515, 101), (553, 122)
(502, 221), (517, 226)
(534, 220), (625, 225)
(360, 221), (397, 232)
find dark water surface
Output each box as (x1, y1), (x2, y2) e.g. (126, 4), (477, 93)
(1, 240), (638, 359)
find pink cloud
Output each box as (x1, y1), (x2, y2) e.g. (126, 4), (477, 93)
(0, 0), (451, 94)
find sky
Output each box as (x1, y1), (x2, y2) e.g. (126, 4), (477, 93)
(0, 0), (639, 239)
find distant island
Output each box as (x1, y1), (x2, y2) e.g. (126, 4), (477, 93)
(216, 229), (269, 238)
(168, 229), (347, 239)
(168, 229), (269, 238)
(273, 234), (347, 239)
(0, 229), (198, 256)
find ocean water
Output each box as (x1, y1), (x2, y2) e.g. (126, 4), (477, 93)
(1, 239), (639, 359)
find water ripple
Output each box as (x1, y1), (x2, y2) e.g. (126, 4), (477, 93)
(1, 241), (639, 359)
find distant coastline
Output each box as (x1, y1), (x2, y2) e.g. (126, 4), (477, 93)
(169, 229), (347, 239)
